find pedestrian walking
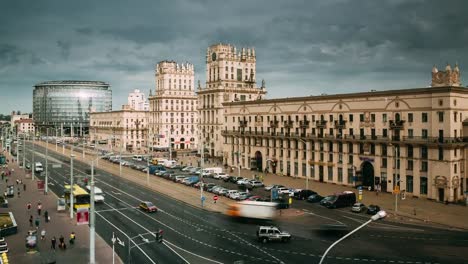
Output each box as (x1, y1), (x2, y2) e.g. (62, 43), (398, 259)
(44, 210), (49, 223)
(16, 179), (19, 185)
(59, 235), (66, 250)
(29, 215), (33, 227)
(27, 202), (31, 211)
(37, 203), (42, 215)
(23, 183), (26, 191)
(17, 189), (20, 198)
(3, 191), (6, 199)
(41, 229), (46, 240)
(213, 195), (218, 204)
(51, 236), (57, 250)
(35, 217), (40, 229)
(69, 232), (75, 245)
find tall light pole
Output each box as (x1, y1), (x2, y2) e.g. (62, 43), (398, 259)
(90, 160), (96, 264)
(146, 132), (150, 186)
(70, 154), (75, 219)
(200, 141), (205, 206)
(45, 128), (49, 194)
(319, 211), (387, 264)
(32, 129), (35, 180)
(22, 133), (26, 168)
(389, 143), (400, 215)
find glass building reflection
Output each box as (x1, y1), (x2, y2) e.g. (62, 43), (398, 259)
(33, 81), (112, 136)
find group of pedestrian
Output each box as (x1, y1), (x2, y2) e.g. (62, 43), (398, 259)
(50, 232), (76, 250)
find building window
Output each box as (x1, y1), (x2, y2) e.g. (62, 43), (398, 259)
(408, 129), (413, 138)
(382, 158), (387, 168)
(438, 147), (444, 161)
(422, 113), (428, 122)
(338, 168), (343, 183)
(407, 160), (413, 170)
(438, 112), (444, 122)
(382, 114), (387, 122)
(359, 114), (364, 122)
(422, 129), (428, 139)
(421, 161), (428, 172)
(420, 177), (428, 194)
(408, 113), (413, 122)
(421, 146), (428, 159)
(328, 166), (333, 181)
(406, 176), (413, 193)
(383, 129), (388, 138)
(371, 114), (375, 122)
(349, 155), (353, 164)
(407, 145), (413, 158)
(349, 114), (354, 122)
(454, 164), (458, 174)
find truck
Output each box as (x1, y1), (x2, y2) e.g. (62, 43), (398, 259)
(226, 201), (278, 220)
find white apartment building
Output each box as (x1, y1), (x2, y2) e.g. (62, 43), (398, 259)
(222, 64), (467, 202)
(128, 89), (149, 111)
(14, 118), (35, 135)
(90, 105), (148, 152)
(197, 43), (267, 157)
(148, 61), (198, 150)
(11, 111), (31, 128)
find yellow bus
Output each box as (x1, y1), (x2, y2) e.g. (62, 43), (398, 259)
(64, 184), (90, 210)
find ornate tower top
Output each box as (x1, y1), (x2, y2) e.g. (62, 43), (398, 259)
(431, 63), (461, 87)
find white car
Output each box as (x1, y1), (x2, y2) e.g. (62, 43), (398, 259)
(226, 190), (239, 199)
(35, 162), (43, 172)
(86, 185), (105, 203)
(277, 187), (294, 196)
(213, 173), (228, 179)
(264, 184), (285, 191)
(236, 178), (250, 186)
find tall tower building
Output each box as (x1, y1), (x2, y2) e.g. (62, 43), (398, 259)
(149, 61), (198, 150)
(197, 43), (267, 159)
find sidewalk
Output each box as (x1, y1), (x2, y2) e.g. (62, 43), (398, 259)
(35, 141), (468, 230)
(0, 150), (122, 264)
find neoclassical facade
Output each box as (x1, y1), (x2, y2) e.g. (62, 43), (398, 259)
(197, 43), (267, 157)
(89, 106), (148, 152)
(149, 61), (198, 150)
(222, 64), (467, 202)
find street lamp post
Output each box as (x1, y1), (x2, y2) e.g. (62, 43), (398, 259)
(90, 160), (96, 264)
(319, 211), (387, 264)
(70, 154), (75, 219)
(200, 142), (205, 206)
(22, 133), (25, 168)
(45, 128), (49, 194)
(32, 129), (35, 180)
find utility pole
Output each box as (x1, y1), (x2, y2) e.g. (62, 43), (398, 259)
(146, 132), (150, 186)
(200, 141), (204, 206)
(22, 133), (25, 168)
(70, 154), (75, 219)
(90, 160), (96, 264)
(32, 129), (35, 180)
(45, 128), (49, 194)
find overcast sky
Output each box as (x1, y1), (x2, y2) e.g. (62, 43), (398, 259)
(1, 0), (467, 115)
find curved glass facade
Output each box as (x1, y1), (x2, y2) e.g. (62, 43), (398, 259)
(33, 81), (112, 135)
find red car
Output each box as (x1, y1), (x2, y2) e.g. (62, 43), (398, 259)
(139, 201), (158, 213)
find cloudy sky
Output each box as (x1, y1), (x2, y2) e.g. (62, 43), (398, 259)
(1, 0), (467, 114)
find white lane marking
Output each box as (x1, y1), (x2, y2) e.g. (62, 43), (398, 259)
(303, 211), (345, 225)
(341, 216), (424, 231)
(96, 211), (156, 264)
(95, 207), (134, 213)
(162, 241), (191, 264)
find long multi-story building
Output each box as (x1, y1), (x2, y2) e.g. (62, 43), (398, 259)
(89, 105), (148, 152)
(198, 43), (267, 157)
(149, 61), (198, 150)
(222, 64), (467, 203)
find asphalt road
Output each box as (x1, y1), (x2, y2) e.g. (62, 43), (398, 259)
(18, 141), (468, 264)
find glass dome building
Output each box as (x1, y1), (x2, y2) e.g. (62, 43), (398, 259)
(33, 81), (112, 136)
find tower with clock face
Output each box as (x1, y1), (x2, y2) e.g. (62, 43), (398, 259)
(197, 43), (267, 159)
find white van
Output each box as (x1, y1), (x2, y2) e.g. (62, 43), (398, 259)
(86, 185), (105, 203)
(35, 162), (43, 172)
(164, 160), (177, 168)
(132, 155), (143, 161)
(201, 167), (223, 177)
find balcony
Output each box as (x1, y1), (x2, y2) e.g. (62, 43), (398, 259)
(284, 120), (294, 128)
(299, 120), (310, 128)
(239, 120), (248, 128)
(270, 120), (279, 128)
(334, 120), (347, 129)
(316, 120), (327, 128)
(389, 120), (405, 130)
(402, 136), (467, 145)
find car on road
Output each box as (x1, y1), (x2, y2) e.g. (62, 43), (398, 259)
(366, 204), (381, 215)
(276, 187), (294, 196)
(226, 190), (239, 199)
(174, 175), (187, 183)
(139, 201), (157, 213)
(293, 189), (317, 200)
(218, 188), (228, 196)
(351, 203), (366, 213)
(229, 176), (243, 183)
(25, 163), (31, 170)
(182, 166), (193, 172)
(236, 192), (251, 201)
(307, 194), (324, 203)
(246, 180), (264, 189)
(256, 226), (291, 243)
(213, 172), (227, 179)
(203, 183), (216, 191)
(35, 162), (43, 172)
(321, 191), (356, 209)
(264, 184), (285, 191)
(236, 178), (251, 186)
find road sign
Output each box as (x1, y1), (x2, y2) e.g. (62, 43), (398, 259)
(52, 164), (62, 168)
(37, 180), (45, 191)
(393, 185), (400, 194)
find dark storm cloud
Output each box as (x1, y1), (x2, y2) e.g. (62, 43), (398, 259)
(0, 0), (468, 114)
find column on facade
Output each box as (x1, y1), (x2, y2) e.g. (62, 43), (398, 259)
(343, 142), (350, 185)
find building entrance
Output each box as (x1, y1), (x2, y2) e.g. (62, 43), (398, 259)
(361, 161), (375, 190)
(438, 188), (445, 202)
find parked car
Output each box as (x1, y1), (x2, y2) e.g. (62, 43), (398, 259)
(213, 173), (227, 179)
(293, 189), (317, 200)
(264, 184), (285, 191)
(229, 176), (243, 183)
(210, 186), (223, 193)
(139, 201), (158, 213)
(236, 178), (251, 186)
(203, 183), (216, 191)
(226, 190), (239, 199)
(174, 175), (187, 183)
(246, 180), (264, 189)
(366, 205), (381, 215)
(236, 192), (252, 201)
(218, 188), (228, 196)
(182, 166), (193, 172)
(351, 203), (366, 213)
(277, 187), (294, 196)
(307, 194), (324, 203)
